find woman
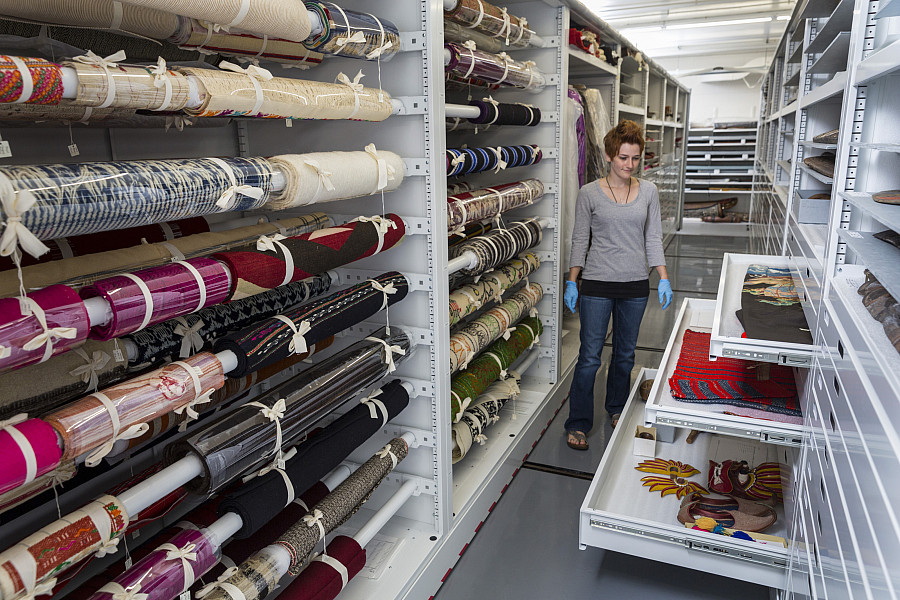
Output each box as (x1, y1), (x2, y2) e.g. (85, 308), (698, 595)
(563, 119), (672, 451)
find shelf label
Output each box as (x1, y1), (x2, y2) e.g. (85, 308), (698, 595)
(0, 140), (11, 158)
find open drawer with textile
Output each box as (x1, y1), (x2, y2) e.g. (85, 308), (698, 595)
(645, 298), (805, 446)
(579, 368), (803, 590)
(711, 253), (817, 367)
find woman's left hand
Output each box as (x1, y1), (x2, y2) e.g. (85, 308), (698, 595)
(658, 279), (673, 310)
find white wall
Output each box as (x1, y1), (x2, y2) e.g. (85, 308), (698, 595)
(655, 51), (767, 125)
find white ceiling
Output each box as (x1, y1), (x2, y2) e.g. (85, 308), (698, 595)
(579, 0), (795, 63)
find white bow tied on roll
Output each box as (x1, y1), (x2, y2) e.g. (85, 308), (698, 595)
(219, 60), (273, 116)
(303, 508), (327, 541)
(70, 349), (111, 392)
(377, 443), (398, 468)
(364, 336), (405, 373)
(150, 57), (173, 111)
(368, 279), (397, 310)
(272, 316), (312, 355)
(247, 398), (287, 469)
(335, 30), (367, 48)
(364, 143), (394, 192)
(161, 542), (199, 591)
(366, 39), (393, 60)
(195, 567), (239, 599)
(72, 50), (127, 109)
(173, 317), (205, 358)
(335, 70), (365, 118)
(207, 157), (266, 211)
(98, 583), (149, 600)
(490, 147), (508, 173)
(0, 175), (50, 260)
(19, 296), (78, 363)
(21, 578), (58, 600)
(302, 158), (336, 200)
(256, 233), (287, 253)
(165, 116), (194, 132)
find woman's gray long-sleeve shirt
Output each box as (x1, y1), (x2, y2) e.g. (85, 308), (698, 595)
(568, 179), (666, 281)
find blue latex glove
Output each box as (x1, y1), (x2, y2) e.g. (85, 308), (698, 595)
(658, 279), (673, 310)
(564, 280), (579, 313)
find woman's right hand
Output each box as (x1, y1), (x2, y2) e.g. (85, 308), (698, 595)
(564, 281), (578, 313)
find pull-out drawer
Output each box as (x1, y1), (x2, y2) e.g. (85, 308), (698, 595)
(644, 298), (805, 447)
(580, 368), (800, 591)
(711, 253), (817, 367)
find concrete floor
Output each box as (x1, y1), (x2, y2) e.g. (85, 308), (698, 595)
(435, 234), (768, 600)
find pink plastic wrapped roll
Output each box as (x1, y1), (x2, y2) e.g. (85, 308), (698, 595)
(89, 527), (219, 600)
(81, 258), (231, 340)
(0, 284), (89, 372)
(0, 418), (61, 495)
(45, 352), (225, 464)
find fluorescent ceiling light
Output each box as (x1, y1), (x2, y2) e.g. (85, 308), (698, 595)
(622, 15), (782, 33)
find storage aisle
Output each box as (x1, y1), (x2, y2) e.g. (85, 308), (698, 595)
(435, 234), (766, 599)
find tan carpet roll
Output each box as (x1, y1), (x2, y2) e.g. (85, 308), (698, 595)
(0, 0), (180, 39)
(66, 60), (192, 111)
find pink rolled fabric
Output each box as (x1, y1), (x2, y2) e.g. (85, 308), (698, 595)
(0, 417), (62, 495)
(0, 284), (89, 372)
(82, 258), (231, 340)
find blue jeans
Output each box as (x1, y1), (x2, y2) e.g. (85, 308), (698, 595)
(564, 295), (648, 433)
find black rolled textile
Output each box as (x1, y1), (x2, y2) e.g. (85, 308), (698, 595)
(449, 219), (543, 277)
(124, 274), (333, 366)
(214, 272), (408, 377)
(168, 329), (411, 494)
(219, 379), (410, 538)
(468, 100), (541, 127)
(446, 144), (542, 177)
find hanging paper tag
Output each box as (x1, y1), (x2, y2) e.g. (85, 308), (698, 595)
(180, 592), (190, 600)
(285, 119), (292, 127)
(277, 458), (286, 470)
(124, 557), (133, 570)
(68, 143), (80, 157)
(132, 530), (140, 539)
(0, 140), (11, 158)
(113, 346), (125, 363)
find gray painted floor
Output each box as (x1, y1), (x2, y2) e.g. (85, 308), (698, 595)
(437, 235), (769, 600)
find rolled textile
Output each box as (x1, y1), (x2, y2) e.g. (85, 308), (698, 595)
(203, 438), (409, 600)
(467, 99), (541, 126)
(449, 252), (540, 327)
(0, 214), (327, 298)
(0, 157), (275, 247)
(219, 379), (409, 538)
(0, 418), (61, 495)
(125, 274), (333, 366)
(279, 535), (365, 600)
(444, 0), (533, 48)
(446, 117), (489, 133)
(171, 329), (411, 493)
(88, 527), (219, 600)
(178, 66), (393, 121)
(82, 258), (231, 340)
(0, 55), (63, 105)
(0, 495), (128, 600)
(0, 0), (182, 39)
(0, 340), (129, 420)
(45, 352), (225, 463)
(450, 315), (542, 422)
(445, 43), (546, 90)
(0, 217), (210, 272)
(447, 181), (474, 196)
(0, 103), (136, 126)
(449, 218), (543, 277)
(444, 20), (502, 53)
(213, 214), (405, 301)
(448, 221), (492, 250)
(449, 282), (543, 373)
(453, 376), (520, 462)
(446, 144), (542, 176)
(65, 59), (192, 111)
(445, 71), (500, 94)
(174, 19), (324, 67)
(214, 271), (409, 377)
(277, 437), (408, 573)
(115, 0), (311, 41)
(0, 460), (76, 516)
(0, 284), (89, 372)
(303, 2), (399, 61)
(267, 148), (405, 210)
(447, 179), (544, 233)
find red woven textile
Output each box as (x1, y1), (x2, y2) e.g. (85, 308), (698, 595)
(279, 535), (366, 600)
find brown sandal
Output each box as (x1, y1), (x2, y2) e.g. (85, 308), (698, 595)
(566, 430), (588, 451)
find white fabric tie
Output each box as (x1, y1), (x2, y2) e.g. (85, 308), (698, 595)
(70, 348), (111, 392)
(247, 398), (287, 466)
(219, 61), (272, 115)
(8, 56), (33, 104)
(458, 288), (481, 310)
(171, 361), (214, 425)
(173, 317), (205, 358)
(364, 336), (405, 373)
(85, 392), (150, 467)
(361, 389), (389, 426)
(21, 579), (58, 600)
(352, 215), (396, 255)
(513, 17), (529, 44)
(174, 260), (207, 312)
(335, 70), (365, 118)
(150, 57), (174, 111)
(482, 95), (500, 124)
(462, 40), (478, 79)
(19, 296), (78, 363)
(368, 279), (397, 310)
(499, 7), (512, 43)
(196, 568), (239, 599)
(302, 158), (336, 203)
(502, 326), (516, 341)
(225, 0), (251, 29)
(313, 553), (349, 588)
(377, 444), (399, 469)
(490, 147), (507, 173)
(0, 173), (50, 259)
(335, 30), (367, 48)
(208, 157), (265, 211)
(303, 509), (327, 541)
(165, 116), (194, 132)
(160, 542), (199, 591)
(468, 0), (486, 27)
(121, 273), (154, 331)
(256, 234), (294, 286)
(364, 143), (393, 192)
(273, 315), (311, 355)
(109, 1), (124, 30)
(451, 390), (471, 423)
(496, 52), (511, 84)
(485, 351), (507, 380)
(98, 583), (148, 600)
(2, 414), (36, 486)
(72, 50), (126, 108)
